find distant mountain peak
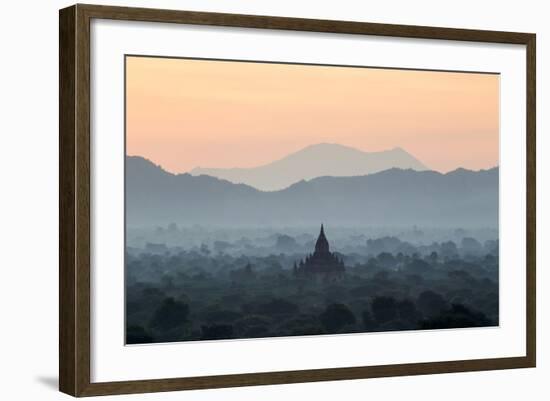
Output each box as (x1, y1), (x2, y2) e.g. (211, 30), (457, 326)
(190, 143), (428, 191)
(300, 142), (359, 151)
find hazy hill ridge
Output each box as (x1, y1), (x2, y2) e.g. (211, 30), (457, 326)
(189, 143), (428, 191)
(127, 156), (498, 228)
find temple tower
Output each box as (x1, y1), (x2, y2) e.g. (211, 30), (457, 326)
(314, 224), (330, 255)
(294, 224), (345, 280)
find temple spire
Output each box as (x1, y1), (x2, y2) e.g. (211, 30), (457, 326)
(314, 223), (330, 254)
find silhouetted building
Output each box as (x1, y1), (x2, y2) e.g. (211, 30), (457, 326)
(294, 225), (345, 279)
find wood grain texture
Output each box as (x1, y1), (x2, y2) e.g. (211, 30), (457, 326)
(75, 4), (92, 396)
(59, 3), (537, 397)
(78, 3), (533, 43)
(59, 5), (76, 396)
(78, 356), (533, 397)
(59, 4), (92, 396)
(525, 34), (536, 367)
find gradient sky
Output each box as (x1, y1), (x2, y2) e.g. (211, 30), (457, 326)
(126, 56), (499, 173)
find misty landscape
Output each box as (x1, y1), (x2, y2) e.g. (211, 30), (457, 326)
(125, 56), (500, 345)
(125, 144), (499, 344)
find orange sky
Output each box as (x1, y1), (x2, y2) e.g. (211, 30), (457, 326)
(126, 56), (499, 173)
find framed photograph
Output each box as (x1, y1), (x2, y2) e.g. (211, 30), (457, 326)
(59, 4), (536, 397)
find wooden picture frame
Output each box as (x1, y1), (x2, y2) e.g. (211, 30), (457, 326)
(59, 3), (536, 397)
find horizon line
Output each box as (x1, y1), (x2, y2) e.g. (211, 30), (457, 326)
(126, 153), (500, 194)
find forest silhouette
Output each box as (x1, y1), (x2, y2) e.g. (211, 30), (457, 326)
(126, 226), (498, 344)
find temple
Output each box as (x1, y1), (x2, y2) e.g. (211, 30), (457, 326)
(294, 224), (345, 279)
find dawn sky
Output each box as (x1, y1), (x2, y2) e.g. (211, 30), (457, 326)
(126, 56), (499, 174)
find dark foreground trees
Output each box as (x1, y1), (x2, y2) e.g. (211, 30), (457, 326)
(147, 297), (190, 342)
(126, 243), (498, 343)
(320, 303), (356, 332)
(150, 297), (190, 330)
(421, 304), (491, 329)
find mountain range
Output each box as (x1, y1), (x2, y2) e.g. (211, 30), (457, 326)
(189, 143), (427, 191)
(126, 155), (498, 228)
